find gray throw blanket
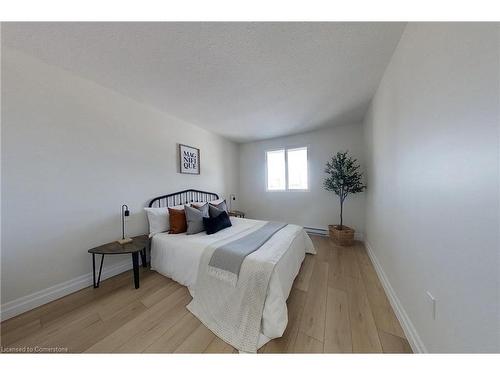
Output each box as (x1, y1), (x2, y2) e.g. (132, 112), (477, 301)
(208, 221), (286, 285)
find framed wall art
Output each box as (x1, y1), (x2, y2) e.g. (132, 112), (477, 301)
(178, 144), (200, 174)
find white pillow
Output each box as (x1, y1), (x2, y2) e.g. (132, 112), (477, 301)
(144, 207), (170, 237)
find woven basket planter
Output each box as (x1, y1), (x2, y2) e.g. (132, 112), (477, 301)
(329, 225), (355, 246)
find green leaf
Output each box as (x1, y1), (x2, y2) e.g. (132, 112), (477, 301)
(323, 150), (366, 200)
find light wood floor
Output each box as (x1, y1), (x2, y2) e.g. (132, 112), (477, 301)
(0, 236), (412, 353)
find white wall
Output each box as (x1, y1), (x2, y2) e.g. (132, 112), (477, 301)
(239, 124), (365, 235)
(363, 23), (499, 352)
(1, 47), (239, 309)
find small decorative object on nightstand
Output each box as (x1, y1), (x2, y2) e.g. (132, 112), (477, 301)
(229, 194), (236, 211)
(118, 204), (133, 245)
(88, 235), (148, 289)
(228, 210), (245, 218)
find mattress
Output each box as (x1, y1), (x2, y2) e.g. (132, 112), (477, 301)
(150, 217), (314, 347)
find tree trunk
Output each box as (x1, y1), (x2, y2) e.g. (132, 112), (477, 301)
(340, 197), (343, 229)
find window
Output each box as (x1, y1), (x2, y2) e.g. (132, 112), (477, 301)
(266, 149), (286, 190)
(266, 147), (308, 191)
(287, 147), (308, 190)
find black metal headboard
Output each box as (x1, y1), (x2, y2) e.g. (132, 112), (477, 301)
(148, 189), (219, 208)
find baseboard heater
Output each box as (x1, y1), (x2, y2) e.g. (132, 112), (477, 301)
(303, 226), (328, 236)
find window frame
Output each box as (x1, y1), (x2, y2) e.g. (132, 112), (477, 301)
(265, 145), (309, 192)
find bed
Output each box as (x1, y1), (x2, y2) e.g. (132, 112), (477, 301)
(147, 189), (315, 352)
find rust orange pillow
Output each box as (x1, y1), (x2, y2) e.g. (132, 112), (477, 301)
(168, 207), (187, 234)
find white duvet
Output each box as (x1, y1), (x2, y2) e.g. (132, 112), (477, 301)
(150, 217), (315, 349)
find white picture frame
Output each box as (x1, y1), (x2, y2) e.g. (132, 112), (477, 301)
(179, 144), (200, 174)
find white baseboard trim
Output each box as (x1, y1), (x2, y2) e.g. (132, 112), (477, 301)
(304, 227), (328, 236)
(304, 226), (364, 241)
(364, 240), (427, 353)
(354, 232), (364, 241)
(0, 259), (133, 322)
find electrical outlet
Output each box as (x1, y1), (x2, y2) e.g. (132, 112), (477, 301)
(426, 291), (436, 320)
(230, 194), (236, 201)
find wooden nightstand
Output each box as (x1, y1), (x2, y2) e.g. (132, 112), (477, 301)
(88, 234), (148, 289)
(228, 210), (245, 218)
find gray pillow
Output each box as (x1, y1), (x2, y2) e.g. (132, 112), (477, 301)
(194, 202), (209, 217)
(185, 204), (209, 235)
(210, 200), (228, 213)
(209, 204), (225, 218)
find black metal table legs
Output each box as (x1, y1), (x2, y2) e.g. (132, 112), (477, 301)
(132, 252), (140, 289)
(92, 253), (105, 288)
(92, 247), (146, 289)
(133, 247), (147, 288)
(140, 248), (147, 268)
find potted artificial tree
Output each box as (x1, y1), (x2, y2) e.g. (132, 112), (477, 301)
(324, 151), (366, 246)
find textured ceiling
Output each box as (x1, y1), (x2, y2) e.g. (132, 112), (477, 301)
(2, 22), (405, 142)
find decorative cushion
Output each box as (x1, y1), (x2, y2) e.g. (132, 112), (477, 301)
(191, 201), (206, 208)
(184, 204), (209, 235)
(192, 202), (209, 217)
(168, 207), (187, 234)
(209, 204), (225, 218)
(203, 210), (232, 235)
(192, 198), (224, 208)
(144, 207), (169, 237)
(209, 199), (228, 213)
(170, 204), (186, 210)
(209, 198), (226, 206)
